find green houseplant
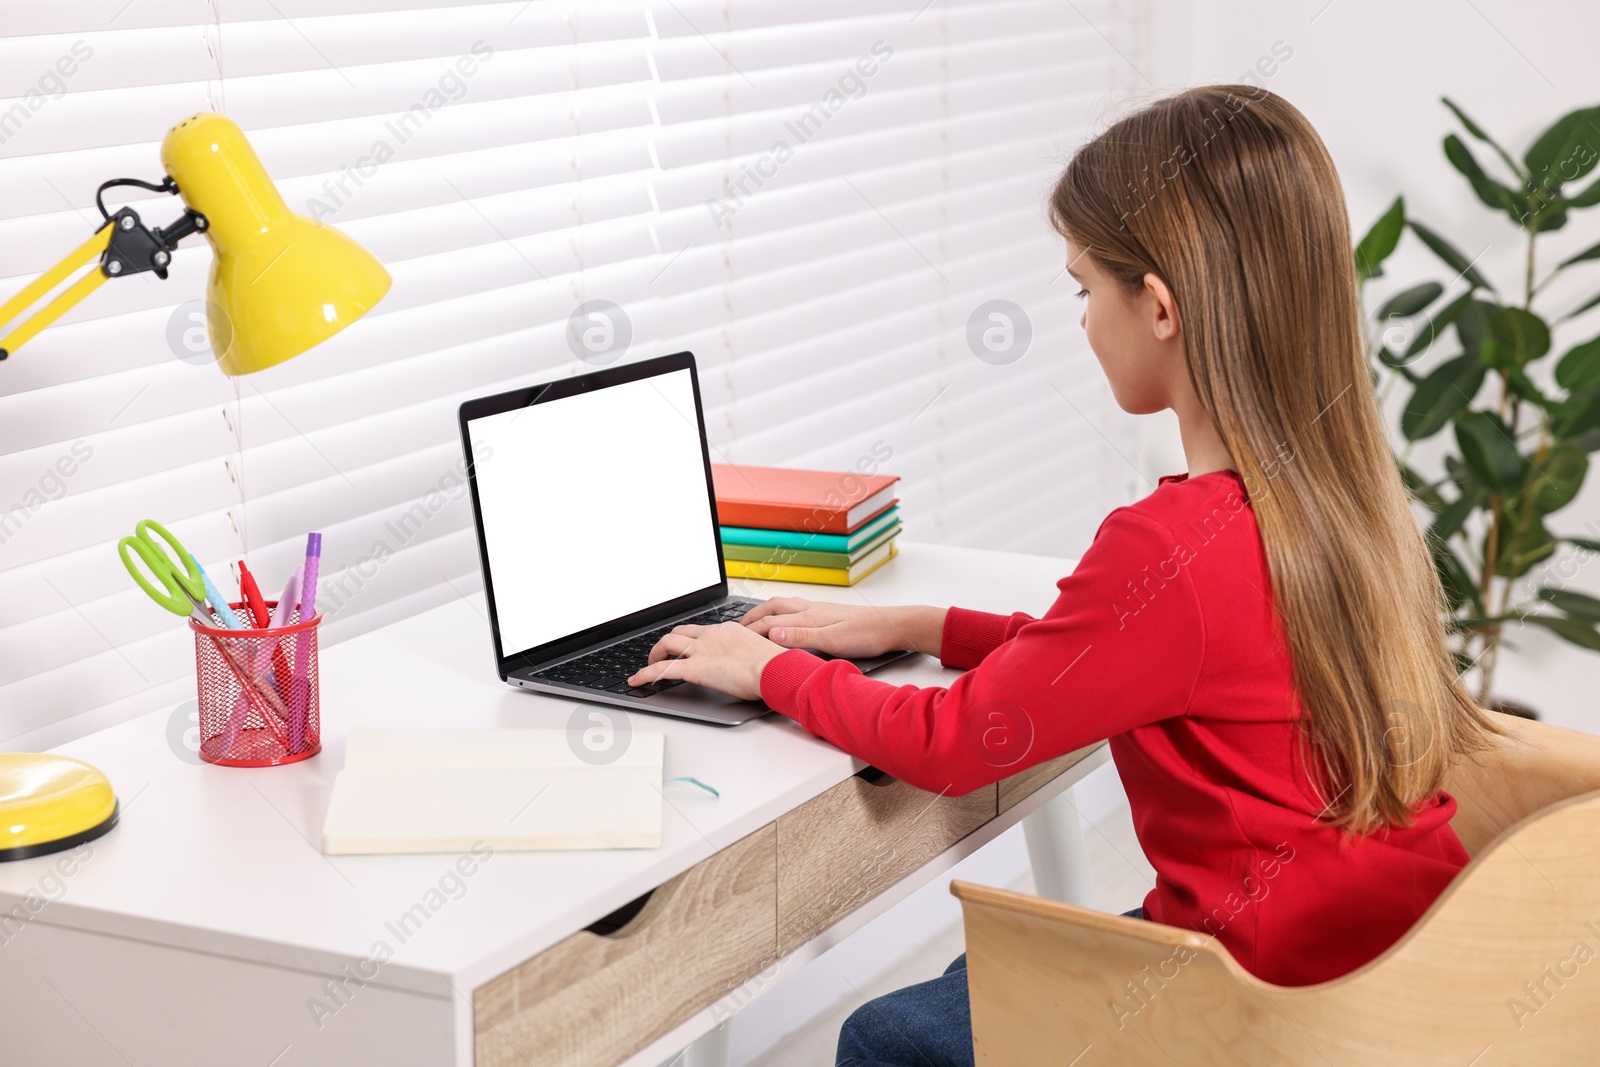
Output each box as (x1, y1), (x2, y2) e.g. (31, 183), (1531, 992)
(1356, 98), (1600, 707)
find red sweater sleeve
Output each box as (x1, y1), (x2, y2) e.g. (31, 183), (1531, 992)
(938, 605), (1036, 669)
(760, 510), (1206, 796)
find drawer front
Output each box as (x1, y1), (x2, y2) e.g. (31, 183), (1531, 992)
(474, 823), (776, 1067)
(776, 773), (996, 953)
(997, 745), (1101, 814)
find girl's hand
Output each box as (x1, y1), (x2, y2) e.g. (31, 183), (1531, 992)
(627, 623), (787, 701)
(737, 597), (943, 659)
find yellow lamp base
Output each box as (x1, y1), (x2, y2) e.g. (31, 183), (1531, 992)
(0, 753), (119, 862)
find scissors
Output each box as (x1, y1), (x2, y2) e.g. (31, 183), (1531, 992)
(117, 519), (238, 628)
(117, 520), (292, 746)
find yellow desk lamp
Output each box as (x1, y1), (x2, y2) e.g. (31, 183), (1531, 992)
(0, 111), (391, 373)
(0, 113), (390, 861)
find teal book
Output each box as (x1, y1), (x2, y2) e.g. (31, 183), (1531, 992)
(719, 507), (900, 552)
(723, 526), (898, 568)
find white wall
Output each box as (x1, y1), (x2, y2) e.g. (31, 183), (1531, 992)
(1140, 0), (1600, 731)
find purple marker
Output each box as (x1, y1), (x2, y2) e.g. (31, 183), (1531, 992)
(288, 532), (321, 753)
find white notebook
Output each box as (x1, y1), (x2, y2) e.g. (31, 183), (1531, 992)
(321, 728), (664, 855)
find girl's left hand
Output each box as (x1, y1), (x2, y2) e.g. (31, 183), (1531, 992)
(627, 622), (789, 701)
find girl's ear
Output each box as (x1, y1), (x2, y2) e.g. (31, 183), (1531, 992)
(1143, 271), (1181, 342)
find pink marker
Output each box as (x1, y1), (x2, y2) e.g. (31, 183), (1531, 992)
(288, 533), (321, 753)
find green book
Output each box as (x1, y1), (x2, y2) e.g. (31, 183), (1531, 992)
(723, 525), (898, 568)
(719, 507), (900, 552)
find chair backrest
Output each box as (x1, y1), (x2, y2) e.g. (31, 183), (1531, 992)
(1444, 713), (1600, 856)
(954, 714), (1600, 1065)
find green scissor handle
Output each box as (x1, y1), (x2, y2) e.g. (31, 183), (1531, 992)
(117, 519), (207, 616)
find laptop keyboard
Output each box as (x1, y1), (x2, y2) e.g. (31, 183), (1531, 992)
(529, 601), (757, 698)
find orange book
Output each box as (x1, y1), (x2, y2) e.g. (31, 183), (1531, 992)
(712, 463), (900, 535)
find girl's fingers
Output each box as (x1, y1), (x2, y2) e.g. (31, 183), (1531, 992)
(628, 657), (686, 686)
(745, 611), (809, 636)
(739, 598), (808, 625)
(646, 632), (695, 664)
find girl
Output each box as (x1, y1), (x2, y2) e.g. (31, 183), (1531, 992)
(627, 84), (1504, 1066)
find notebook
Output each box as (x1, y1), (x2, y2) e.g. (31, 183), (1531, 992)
(721, 522), (899, 568)
(711, 463), (900, 534)
(723, 540), (898, 586)
(719, 507), (901, 552)
(321, 728), (664, 855)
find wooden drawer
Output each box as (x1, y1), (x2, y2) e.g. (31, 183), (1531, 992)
(775, 771), (996, 953)
(474, 823), (776, 1067)
(997, 745), (1101, 814)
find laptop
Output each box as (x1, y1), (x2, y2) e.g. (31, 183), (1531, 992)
(458, 352), (912, 726)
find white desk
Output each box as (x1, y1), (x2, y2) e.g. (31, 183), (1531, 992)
(0, 542), (1106, 1067)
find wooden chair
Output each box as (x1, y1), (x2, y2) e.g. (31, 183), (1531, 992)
(951, 715), (1600, 1065)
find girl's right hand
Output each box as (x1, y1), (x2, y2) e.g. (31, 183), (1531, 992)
(737, 597), (944, 659)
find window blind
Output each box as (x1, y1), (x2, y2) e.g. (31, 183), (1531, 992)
(0, 0), (1139, 749)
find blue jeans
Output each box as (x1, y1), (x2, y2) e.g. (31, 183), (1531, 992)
(835, 906), (1144, 1067)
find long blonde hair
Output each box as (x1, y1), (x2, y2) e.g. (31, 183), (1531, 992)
(1051, 85), (1503, 833)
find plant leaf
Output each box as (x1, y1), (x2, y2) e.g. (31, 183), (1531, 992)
(1538, 586), (1600, 622)
(1563, 537), (1600, 552)
(1559, 239), (1600, 270)
(1524, 106), (1600, 190)
(1376, 281), (1444, 320)
(1556, 334), (1600, 391)
(1454, 298), (1498, 357)
(1533, 207), (1571, 233)
(1409, 220), (1493, 291)
(1455, 411), (1528, 493)
(1429, 485), (1484, 541)
(1530, 444), (1588, 512)
(1441, 97), (1494, 146)
(1521, 613), (1600, 651)
(1504, 359), (1554, 408)
(1552, 386), (1600, 439)
(1430, 539), (1479, 614)
(1494, 511), (1556, 578)
(1444, 134), (1529, 221)
(1355, 197), (1405, 281)
(1488, 306), (1551, 364)
(1442, 97), (1524, 176)
(1375, 346), (1423, 381)
(1401, 463), (1445, 510)
(1414, 289), (1472, 361)
(1566, 173), (1600, 209)
(1564, 291), (1600, 322)
(1402, 290), (1473, 361)
(1402, 354), (1487, 440)
(1563, 427), (1600, 452)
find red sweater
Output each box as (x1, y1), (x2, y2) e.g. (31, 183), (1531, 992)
(759, 469), (1469, 987)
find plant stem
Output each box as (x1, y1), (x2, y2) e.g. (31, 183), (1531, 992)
(1478, 493), (1502, 704)
(1477, 228), (1542, 705)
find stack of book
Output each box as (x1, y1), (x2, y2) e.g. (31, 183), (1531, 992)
(711, 463), (901, 586)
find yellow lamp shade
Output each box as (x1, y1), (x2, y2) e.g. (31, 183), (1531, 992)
(0, 753), (118, 861)
(160, 112), (391, 376)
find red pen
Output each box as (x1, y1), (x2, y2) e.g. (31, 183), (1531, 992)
(240, 560), (295, 699)
(238, 560), (271, 627)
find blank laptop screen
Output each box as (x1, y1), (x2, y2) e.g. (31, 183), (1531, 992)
(465, 367), (723, 657)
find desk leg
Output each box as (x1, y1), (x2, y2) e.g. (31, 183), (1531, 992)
(1021, 786), (1096, 907)
(680, 1020), (731, 1067)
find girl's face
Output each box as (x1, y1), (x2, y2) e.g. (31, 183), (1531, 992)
(1064, 238), (1184, 415)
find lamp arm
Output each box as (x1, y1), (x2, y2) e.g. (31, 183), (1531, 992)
(0, 226), (113, 361)
(0, 176), (209, 362)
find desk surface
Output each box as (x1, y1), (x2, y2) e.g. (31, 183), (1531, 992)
(0, 541), (1075, 998)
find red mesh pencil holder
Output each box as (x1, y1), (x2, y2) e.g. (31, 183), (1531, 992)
(190, 600), (321, 767)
